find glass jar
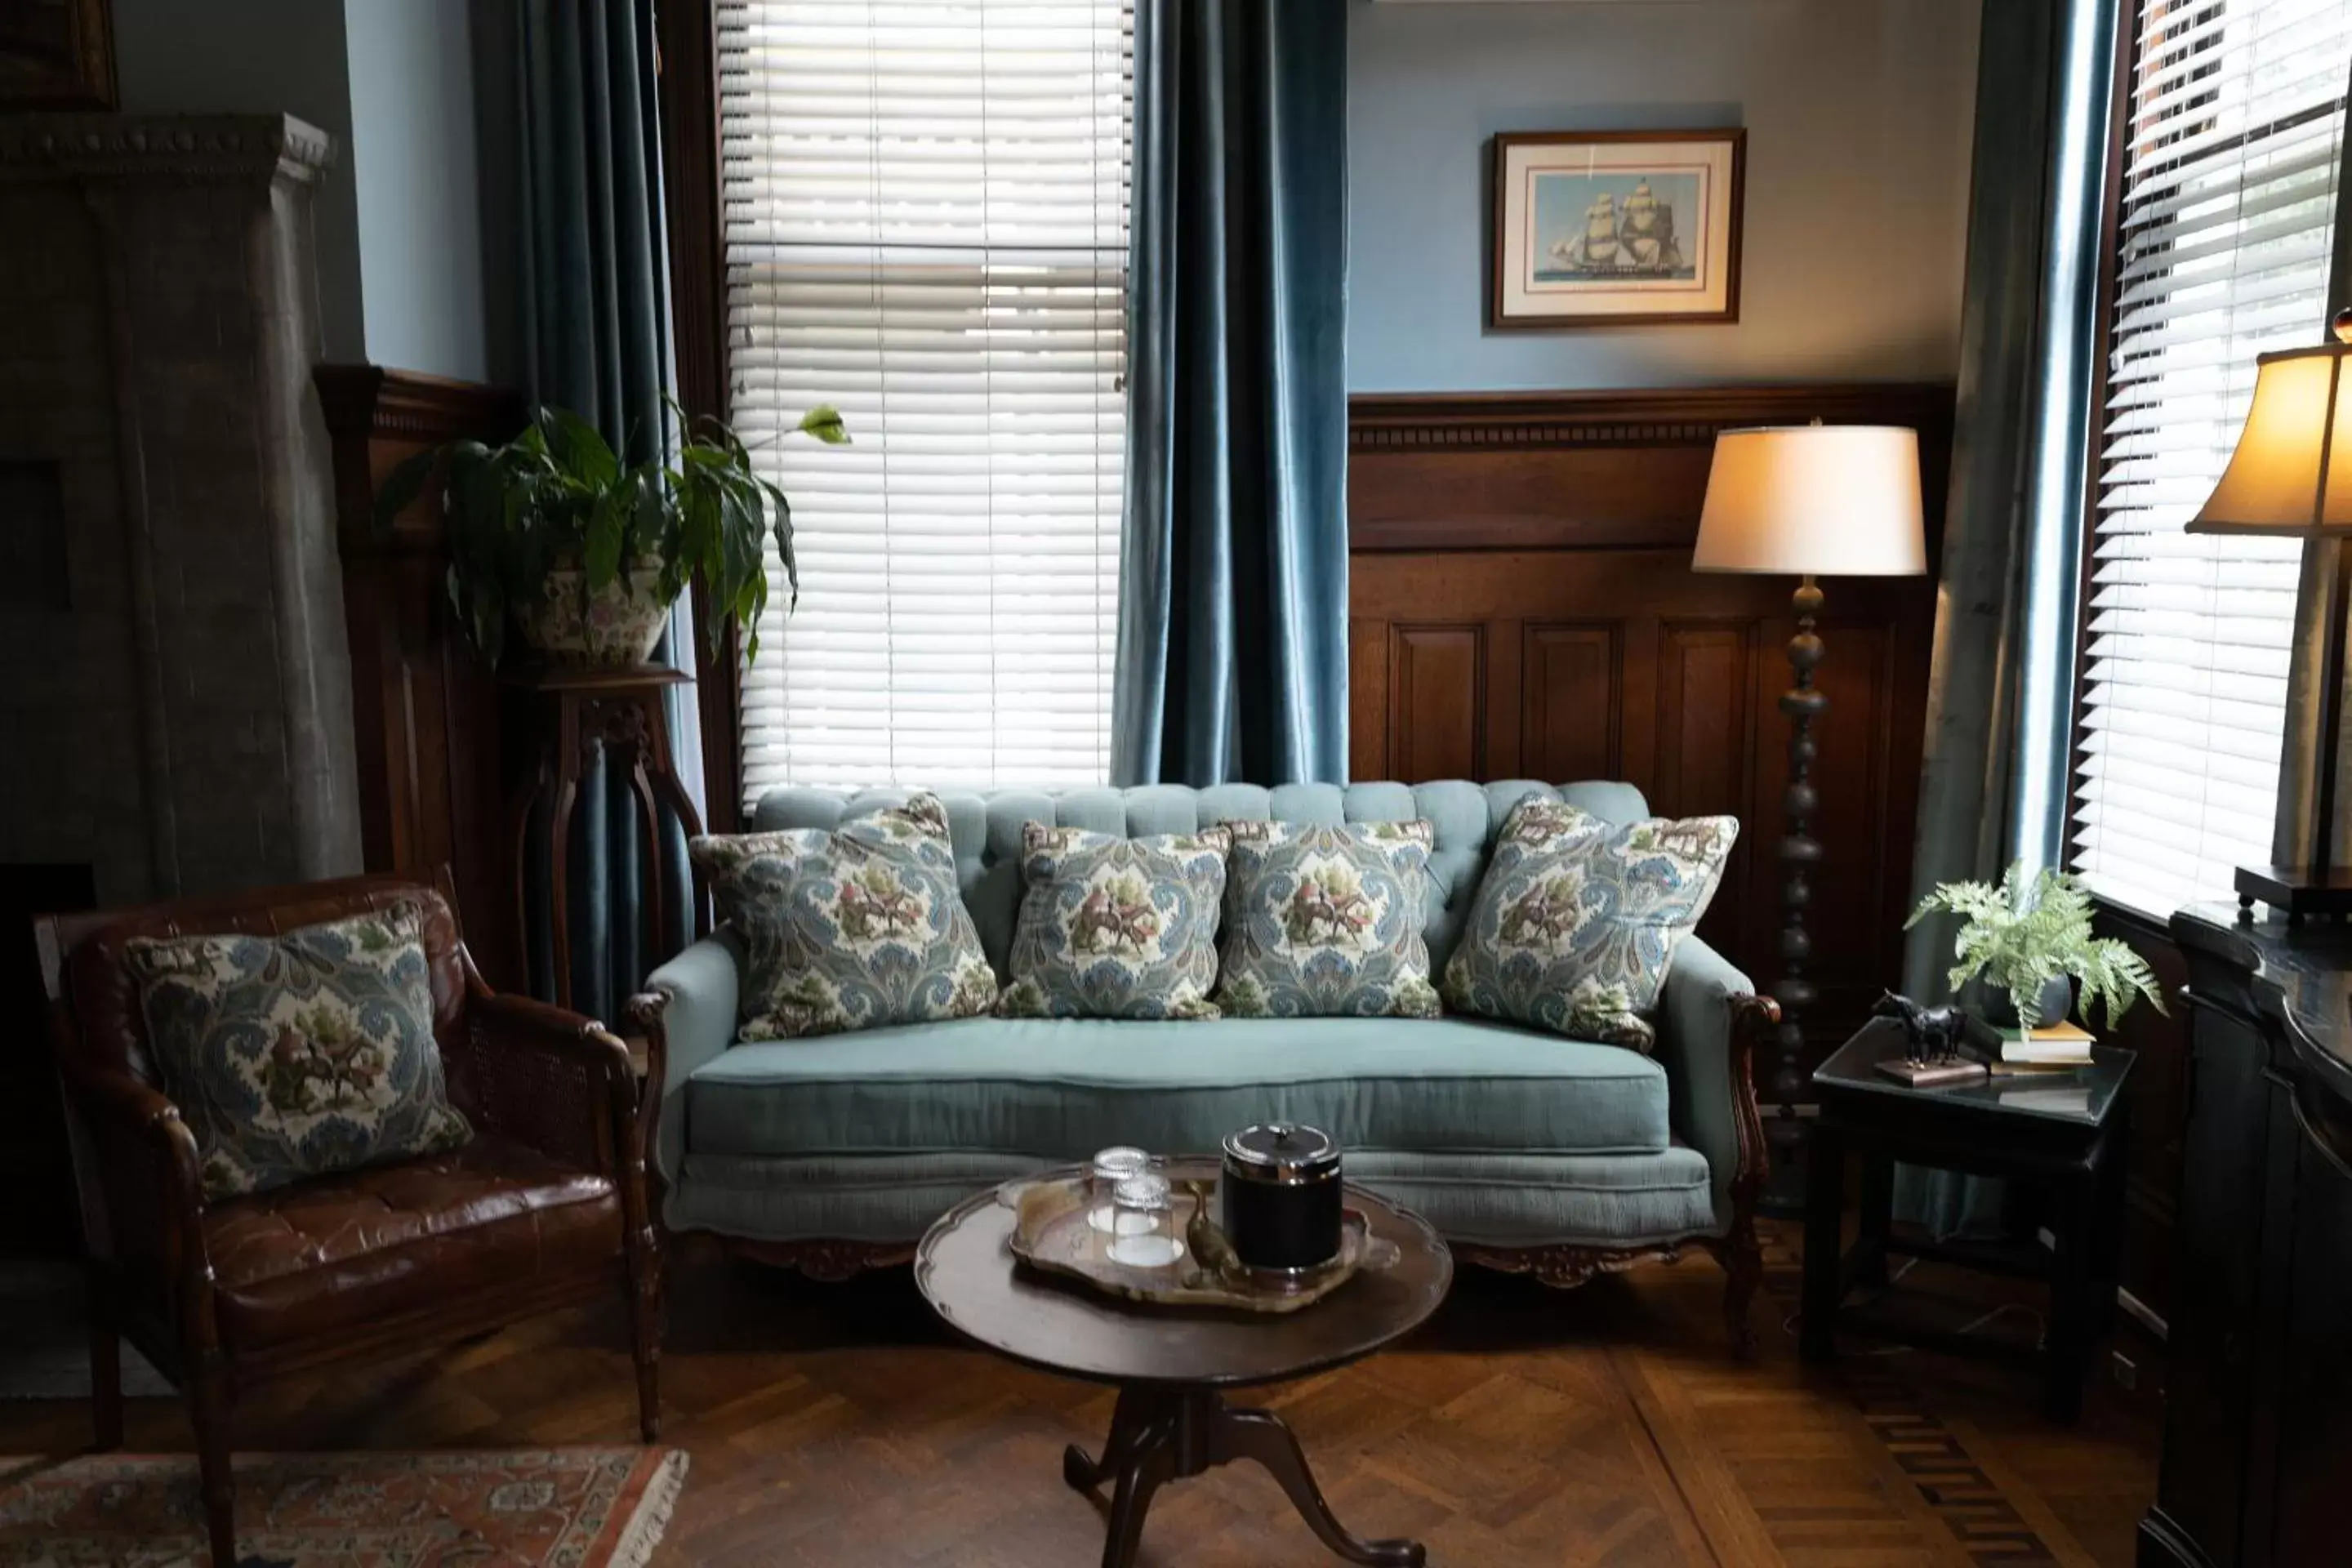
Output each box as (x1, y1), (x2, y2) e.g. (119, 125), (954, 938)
(1087, 1146), (1151, 1234)
(1105, 1174), (1184, 1268)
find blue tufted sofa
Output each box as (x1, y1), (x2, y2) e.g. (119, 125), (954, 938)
(628, 778), (1775, 1348)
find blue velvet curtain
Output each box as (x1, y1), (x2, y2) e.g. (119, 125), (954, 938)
(518, 0), (699, 1022)
(1111, 0), (1351, 787)
(1895, 0), (2117, 1236)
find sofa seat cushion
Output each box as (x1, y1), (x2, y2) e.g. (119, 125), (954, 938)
(203, 1135), (620, 1353)
(685, 1015), (1672, 1162)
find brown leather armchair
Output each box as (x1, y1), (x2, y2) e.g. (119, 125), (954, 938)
(34, 872), (662, 1567)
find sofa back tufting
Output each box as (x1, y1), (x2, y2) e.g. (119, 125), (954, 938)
(746, 779), (1654, 982)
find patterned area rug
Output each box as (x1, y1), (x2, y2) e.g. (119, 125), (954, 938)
(0, 1447), (687, 1566)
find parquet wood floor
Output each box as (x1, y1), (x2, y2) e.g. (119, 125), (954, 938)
(0, 1225), (2157, 1566)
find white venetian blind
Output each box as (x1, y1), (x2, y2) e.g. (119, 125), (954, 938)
(2073, 0), (2352, 915)
(719, 0), (1131, 800)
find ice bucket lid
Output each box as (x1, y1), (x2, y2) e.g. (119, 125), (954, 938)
(1221, 1122), (1340, 1181)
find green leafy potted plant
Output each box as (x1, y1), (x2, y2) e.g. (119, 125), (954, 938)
(1906, 863), (2164, 1030)
(374, 402), (847, 666)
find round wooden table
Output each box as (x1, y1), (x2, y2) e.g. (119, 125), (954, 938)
(915, 1160), (1452, 1568)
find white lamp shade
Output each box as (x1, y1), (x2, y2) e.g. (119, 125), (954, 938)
(2187, 346), (2352, 533)
(1692, 425), (1928, 576)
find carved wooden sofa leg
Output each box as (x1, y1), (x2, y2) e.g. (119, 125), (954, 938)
(1713, 1225), (1766, 1359)
(1718, 992), (1779, 1359)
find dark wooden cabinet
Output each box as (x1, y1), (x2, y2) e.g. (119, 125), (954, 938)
(2145, 908), (2352, 1567)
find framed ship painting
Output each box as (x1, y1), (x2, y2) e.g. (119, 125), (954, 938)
(1490, 130), (1745, 329)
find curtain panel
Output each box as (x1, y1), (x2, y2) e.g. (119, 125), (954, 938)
(518, 0), (701, 1022)
(1896, 0), (2118, 1236)
(1111, 0), (1352, 788)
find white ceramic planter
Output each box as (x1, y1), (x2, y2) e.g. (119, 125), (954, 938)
(515, 564), (675, 666)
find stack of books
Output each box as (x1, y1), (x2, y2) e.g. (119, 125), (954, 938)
(1995, 1018), (2094, 1073)
(1873, 1018), (2097, 1091)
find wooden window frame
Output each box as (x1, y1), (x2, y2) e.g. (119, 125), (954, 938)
(2064, 0), (2146, 893)
(653, 0), (744, 832)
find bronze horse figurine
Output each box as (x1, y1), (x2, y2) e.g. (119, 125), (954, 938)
(1873, 991), (1971, 1067)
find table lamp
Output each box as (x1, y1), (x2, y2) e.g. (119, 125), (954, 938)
(2185, 310), (2352, 921)
(1694, 422), (1927, 1181)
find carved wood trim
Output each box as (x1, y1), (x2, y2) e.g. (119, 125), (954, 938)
(317, 364), (523, 987)
(314, 365), (526, 557)
(1451, 1239), (1696, 1289)
(724, 1237), (920, 1281)
(1347, 384), (1955, 554)
(314, 364), (525, 450)
(1348, 385), (1957, 453)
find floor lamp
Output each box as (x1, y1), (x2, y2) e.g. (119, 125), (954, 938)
(2184, 314), (2352, 921)
(1694, 424), (1927, 1195)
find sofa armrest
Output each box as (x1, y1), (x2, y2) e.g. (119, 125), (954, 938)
(1654, 936), (1778, 1233)
(626, 931), (743, 1188)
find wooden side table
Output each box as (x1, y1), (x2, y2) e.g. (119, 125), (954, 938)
(505, 664), (705, 1013)
(1801, 1018), (2133, 1423)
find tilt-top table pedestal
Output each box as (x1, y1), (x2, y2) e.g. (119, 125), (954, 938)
(915, 1160), (1451, 1568)
(1062, 1385), (1421, 1567)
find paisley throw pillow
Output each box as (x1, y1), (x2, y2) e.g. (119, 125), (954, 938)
(690, 793), (999, 1040)
(1442, 795), (1739, 1052)
(125, 903), (473, 1200)
(1212, 820), (1439, 1018)
(999, 824), (1231, 1020)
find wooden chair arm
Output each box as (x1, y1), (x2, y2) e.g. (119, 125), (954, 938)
(452, 982), (637, 1180)
(55, 1056), (215, 1325)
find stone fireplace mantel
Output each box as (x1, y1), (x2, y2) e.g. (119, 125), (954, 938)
(0, 112), (362, 905)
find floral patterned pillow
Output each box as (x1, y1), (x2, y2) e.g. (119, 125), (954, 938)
(999, 824), (1231, 1020)
(125, 903), (473, 1200)
(1213, 820), (1440, 1018)
(690, 793), (998, 1039)
(1442, 795), (1739, 1052)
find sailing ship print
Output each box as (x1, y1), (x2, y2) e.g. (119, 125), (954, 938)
(1545, 178), (1687, 277)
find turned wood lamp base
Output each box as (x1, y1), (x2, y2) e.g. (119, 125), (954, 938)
(1066, 1386), (1425, 1568)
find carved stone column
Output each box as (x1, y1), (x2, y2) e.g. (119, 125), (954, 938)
(0, 114), (360, 902)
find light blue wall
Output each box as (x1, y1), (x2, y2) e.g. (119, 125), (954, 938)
(113, 0), (367, 364)
(345, 0), (493, 383)
(113, 0), (511, 382)
(1348, 0), (1981, 391)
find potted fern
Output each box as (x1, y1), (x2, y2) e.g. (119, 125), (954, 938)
(1906, 863), (2164, 1031)
(374, 402), (847, 666)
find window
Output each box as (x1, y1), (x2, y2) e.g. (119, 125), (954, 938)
(2073, 0), (2352, 915)
(719, 0), (1132, 799)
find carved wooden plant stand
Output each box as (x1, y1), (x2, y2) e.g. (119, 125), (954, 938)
(509, 663), (703, 1012)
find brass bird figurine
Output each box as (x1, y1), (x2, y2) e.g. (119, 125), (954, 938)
(1182, 1180), (1242, 1283)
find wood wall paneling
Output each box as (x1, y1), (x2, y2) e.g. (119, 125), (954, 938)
(1388, 624), (1487, 782)
(1348, 385), (1953, 1058)
(1655, 621), (1756, 954)
(315, 366), (525, 989)
(1520, 623), (1619, 784)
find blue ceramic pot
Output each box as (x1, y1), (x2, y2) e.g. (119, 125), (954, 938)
(1971, 973), (2074, 1031)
